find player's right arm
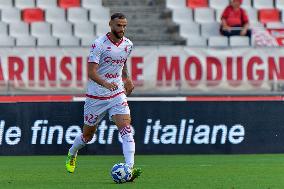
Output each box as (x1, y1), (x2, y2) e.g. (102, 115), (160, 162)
(88, 40), (118, 91)
(88, 63), (118, 91)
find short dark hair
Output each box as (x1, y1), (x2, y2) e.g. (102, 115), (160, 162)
(111, 12), (126, 20)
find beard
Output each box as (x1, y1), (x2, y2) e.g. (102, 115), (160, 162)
(112, 30), (124, 39)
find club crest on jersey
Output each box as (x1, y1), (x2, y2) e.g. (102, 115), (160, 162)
(124, 46), (128, 53)
(91, 44), (96, 49)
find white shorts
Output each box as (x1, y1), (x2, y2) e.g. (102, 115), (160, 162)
(83, 93), (130, 126)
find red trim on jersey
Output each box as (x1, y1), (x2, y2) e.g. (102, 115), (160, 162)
(106, 33), (123, 47)
(86, 91), (125, 100)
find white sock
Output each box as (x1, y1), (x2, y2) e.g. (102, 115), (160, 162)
(69, 134), (87, 156)
(120, 126), (135, 168)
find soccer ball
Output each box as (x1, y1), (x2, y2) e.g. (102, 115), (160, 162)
(111, 163), (132, 183)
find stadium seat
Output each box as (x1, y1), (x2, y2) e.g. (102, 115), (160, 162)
(52, 22), (73, 37)
(0, 22), (8, 36)
(82, 0), (103, 8)
(89, 8), (110, 35)
(186, 35), (207, 47)
(59, 36), (80, 46)
(281, 11), (284, 22)
(259, 9), (280, 24)
(16, 36), (36, 47)
(194, 8), (215, 23)
(229, 36), (250, 47)
(172, 8), (193, 24)
(58, 0), (81, 9)
(253, 0), (274, 9)
(179, 23), (200, 37)
(74, 22), (96, 38)
(208, 36), (228, 47)
(45, 8), (66, 23)
(201, 22), (220, 37)
(250, 22), (265, 28)
(266, 22), (284, 29)
(31, 22), (52, 37)
(276, 0), (284, 10)
(241, 0), (252, 9)
(36, 0), (58, 9)
(37, 35), (58, 46)
(166, 0), (186, 9)
(67, 8), (88, 24)
(89, 8), (110, 22)
(0, 35), (15, 47)
(209, 0), (229, 10)
(0, 0), (13, 9)
(215, 9), (223, 22)
(22, 8), (45, 23)
(245, 8), (258, 24)
(95, 24), (109, 36)
(81, 35), (97, 46)
(9, 22), (30, 37)
(1, 8), (21, 23)
(187, 0), (208, 8)
(15, 0), (35, 9)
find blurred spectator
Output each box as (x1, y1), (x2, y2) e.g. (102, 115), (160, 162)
(220, 0), (251, 37)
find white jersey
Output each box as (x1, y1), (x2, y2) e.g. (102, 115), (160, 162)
(87, 33), (133, 98)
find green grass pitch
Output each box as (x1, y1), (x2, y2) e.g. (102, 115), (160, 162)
(0, 154), (284, 189)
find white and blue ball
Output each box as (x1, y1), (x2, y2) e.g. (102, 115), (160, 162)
(111, 163), (132, 183)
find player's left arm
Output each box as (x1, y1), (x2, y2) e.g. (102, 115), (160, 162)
(122, 62), (134, 96)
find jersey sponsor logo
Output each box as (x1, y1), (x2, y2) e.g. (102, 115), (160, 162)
(105, 73), (119, 79)
(104, 56), (126, 66)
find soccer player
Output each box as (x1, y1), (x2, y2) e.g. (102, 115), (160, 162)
(65, 12), (141, 181)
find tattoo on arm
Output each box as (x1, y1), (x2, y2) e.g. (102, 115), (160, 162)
(122, 63), (130, 79)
